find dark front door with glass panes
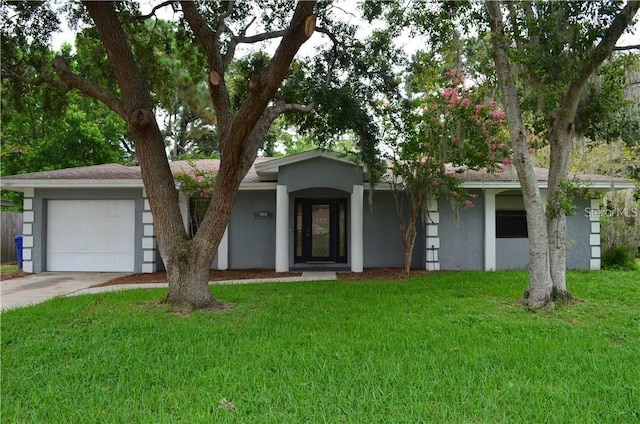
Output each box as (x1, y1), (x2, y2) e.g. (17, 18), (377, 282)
(294, 199), (347, 263)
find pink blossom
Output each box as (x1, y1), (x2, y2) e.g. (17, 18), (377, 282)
(499, 164), (506, 173)
(445, 69), (458, 78)
(491, 143), (497, 151)
(451, 191), (458, 197)
(475, 104), (485, 112)
(433, 179), (440, 187)
(419, 156), (432, 165)
(443, 87), (459, 102)
(502, 157), (512, 166)
(488, 100), (498, 108)
(459, 98), (470, 108)
(470, 193), (478, 199)
(490, 110), (506, 121)
(430, 103), (438, 110)
(464, 199), (474, 209)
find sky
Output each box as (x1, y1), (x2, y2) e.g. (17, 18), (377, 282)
(50, 2), (640, 59)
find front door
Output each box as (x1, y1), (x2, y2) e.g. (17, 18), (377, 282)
(295, 199), (347, 263)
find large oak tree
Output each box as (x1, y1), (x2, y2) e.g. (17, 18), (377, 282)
(487, 0), (639, 307)
(4, 1), (323, 311)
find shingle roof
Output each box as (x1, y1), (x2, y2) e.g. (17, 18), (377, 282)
(4, 163), (141, 180)
(169, 157), (276, 184)
(450, 165), (629, 183)
(1, 156), (633, 189)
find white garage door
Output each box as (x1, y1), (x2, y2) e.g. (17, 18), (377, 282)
(47, 200), (135, 272)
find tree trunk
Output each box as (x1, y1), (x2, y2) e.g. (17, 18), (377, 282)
(547, 114), (573, 301)
(404, 220), (418, 274)
(487, 1), (554, 308)
(163, 240), (222, 313)
(77, 1), (317, 312)
(81, 2), (218, 310)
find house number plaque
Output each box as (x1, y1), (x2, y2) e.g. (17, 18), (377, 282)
(253, 210), (273, 220)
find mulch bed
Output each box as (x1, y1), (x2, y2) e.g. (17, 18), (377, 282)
(95, 270), (303, 287)
(0, 268), (433, 286)
(0, 271), (29, 281)
(96, 268), (433, 286)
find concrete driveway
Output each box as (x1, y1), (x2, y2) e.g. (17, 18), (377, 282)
(0, 272), (127, 311)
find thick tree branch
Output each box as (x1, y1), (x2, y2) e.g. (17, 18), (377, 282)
(316, 26), (344, 85)
(265, 101), (316, 121)
(1, 64), (68, 92)
(180, 1), (232, 135)
(561, 1), (640, 116)
(82, 1), (186, 242)
(179, 1), (219, 64)
(52, 56), (126, 120)
(235, 29), (287, 44)
(224, 1), (316, 160)
(223, 16), (258, 66)
(127, 0), (176, 22)
(614, 43), (640, 51)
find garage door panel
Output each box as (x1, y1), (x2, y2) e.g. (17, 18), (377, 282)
(71, 236), (90, 252)
(47, 200), (135, 272)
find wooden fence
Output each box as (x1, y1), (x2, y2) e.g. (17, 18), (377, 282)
(1, 212), (23, 263)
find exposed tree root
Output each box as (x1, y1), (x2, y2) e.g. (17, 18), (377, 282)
(161, 295), (225, 315)
(552, 288), (576, 303)
(520, 291), (556, 310)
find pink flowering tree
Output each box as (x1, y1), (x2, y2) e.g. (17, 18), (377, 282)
(173, 162), (217, 235)
(383, 70), (509, 272)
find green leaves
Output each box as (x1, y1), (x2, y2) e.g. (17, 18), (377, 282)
(173, 162), (217, 199)
(385, 69), (509, 202)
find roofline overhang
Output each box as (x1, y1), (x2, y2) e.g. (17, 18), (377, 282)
(0, 179), (144, 191)
(238, 182), (278, 190)
(370, 180), (636, 191)
(254, 149), (367, 182)
(1, 178), (632, 193)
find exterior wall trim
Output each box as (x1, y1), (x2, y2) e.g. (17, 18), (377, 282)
(21, 189), (35, 273)
(425, 196), (440, 271)
(141, 190), (157, 273)
(275, 185), (289, 272)
(588, 198), (602, 270)
(351, 185), (364, 272)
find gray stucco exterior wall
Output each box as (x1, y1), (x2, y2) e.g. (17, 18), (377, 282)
(228, 190), (276, 269)
(496, 239), (529, 270)
(438, 191), (484, 270)
(31, 188), (145, 273)
(279, 157), (363, 193)
(363, 190), (424, 269)
(495, 196), (591, 270)
(566, 198), (591, 269)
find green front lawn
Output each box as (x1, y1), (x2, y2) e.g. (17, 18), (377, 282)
(2, 271), (639, 423)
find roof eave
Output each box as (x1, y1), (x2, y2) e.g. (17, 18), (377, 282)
(0, 179), (145, 191)
(369, 180), (636, 191)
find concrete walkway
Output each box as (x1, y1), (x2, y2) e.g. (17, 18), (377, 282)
(1, 272), (129, 311)
(1, 271), (337, 311)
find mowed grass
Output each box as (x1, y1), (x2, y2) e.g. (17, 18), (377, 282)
(1, 271), (639, 423)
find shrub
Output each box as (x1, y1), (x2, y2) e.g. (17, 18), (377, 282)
(601, 245), (638, 270)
